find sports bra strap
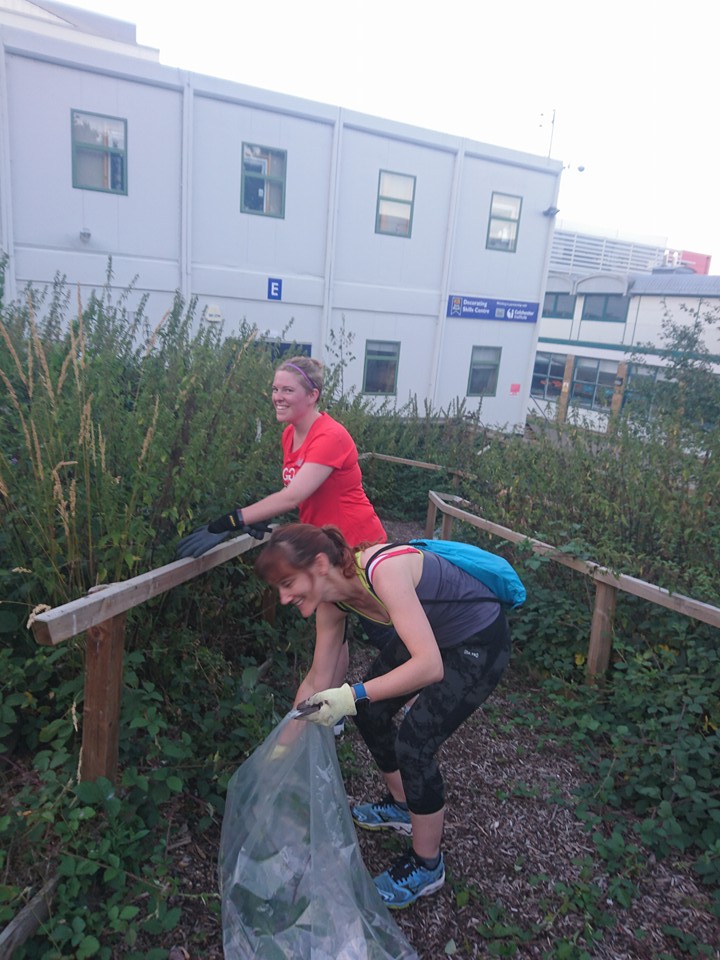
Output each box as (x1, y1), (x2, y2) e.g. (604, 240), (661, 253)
(365, 545), (421, 590)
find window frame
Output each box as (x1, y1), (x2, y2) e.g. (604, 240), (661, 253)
(581, 293), (629, 322)
(466, 346), (502, 397)
(71, 109), (127, 195)
(542, 291), (577, 320)
(241, 142), (287, 218)
(623, 363), (672, 421)
(570, 356), (618, 411)
(363, 340), (400, 395)
(264, 340), (312, 362)
(375, 170), (416, 238)
(530, 352), (567, 401)
(486, 192), (522, 253)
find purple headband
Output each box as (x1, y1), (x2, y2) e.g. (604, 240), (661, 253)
(284, 362), (318, 392)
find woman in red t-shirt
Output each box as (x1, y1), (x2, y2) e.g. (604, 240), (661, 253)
(176, 356), (386, 558)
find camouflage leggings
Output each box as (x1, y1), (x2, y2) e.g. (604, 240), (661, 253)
(353, 612), (511, 815)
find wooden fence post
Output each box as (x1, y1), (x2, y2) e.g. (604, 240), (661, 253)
(557, 354), (575, 424)
(81, 610), (126, 783)
(440, 513), (454, 540)
(586, 581), (617, 679)
(424, 499), (438, 538)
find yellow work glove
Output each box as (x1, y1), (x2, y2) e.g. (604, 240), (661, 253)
(295, 683), (357, 727)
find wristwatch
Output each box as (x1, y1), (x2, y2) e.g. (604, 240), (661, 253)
(351, 682), (370, 702)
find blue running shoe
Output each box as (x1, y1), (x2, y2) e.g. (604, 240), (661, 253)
(351, 794), (412, 835)
(374, 850), (445, 909)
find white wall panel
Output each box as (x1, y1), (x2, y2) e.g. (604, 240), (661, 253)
(7, 54), (182, 258)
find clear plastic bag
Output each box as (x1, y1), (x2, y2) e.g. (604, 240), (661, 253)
(219, 714), (419, 960)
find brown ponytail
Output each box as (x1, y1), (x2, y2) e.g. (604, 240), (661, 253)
(255, 523), (356, 583)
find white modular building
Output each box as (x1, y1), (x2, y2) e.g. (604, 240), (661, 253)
(0, 1), (562, 430)
(532, 268), (720, 430)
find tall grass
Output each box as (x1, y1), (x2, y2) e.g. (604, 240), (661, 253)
(0, 268), (280, 625)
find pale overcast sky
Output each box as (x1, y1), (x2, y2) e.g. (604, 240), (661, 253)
(65, 0), (719, 268)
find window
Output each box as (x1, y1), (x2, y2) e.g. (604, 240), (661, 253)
(363, 340), (400, 395)
(531, 352), (567, 400)
(467, 346), (501, 397)
(375, 171), (416, 237)
(542, 292), (576, 320)
(570, 357), (618, 410)
(581, 294), (629, 322)
(264, 340), (312, 362)
(623, 363), (672, 420)
(486, 192), (522, 252)
(71, 110), (127, 194)
(241, 143), (286, 217)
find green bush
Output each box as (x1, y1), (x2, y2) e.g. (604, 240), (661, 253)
(2, 274), (720, 954)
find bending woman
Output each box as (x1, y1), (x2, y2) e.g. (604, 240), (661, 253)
(176, 356), (385, 558)
(255, 523), (511, 909)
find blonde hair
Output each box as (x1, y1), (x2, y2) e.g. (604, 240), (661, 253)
(277, 355), (324, 396)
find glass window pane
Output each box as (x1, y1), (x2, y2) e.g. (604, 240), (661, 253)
(377, 199), (411, 236)
(267, 181), (284, 216)
(545, 377), (563, 398)
(72, 111), (127, 193)
(469, 368), (495, 394)
(544, 292), (576, 318)
(73, 111), (125, 149)
(582, 295), (605, 320)
(604, 296), (628, 321)
(242, 142), (286, 218)
(110, 154), (125, 192)
(468, 346), (501, 396)
(491, 194), (521, 219)
(364, 341), (399, 394)
(376, 171), (415, 237)
(487, 220), (518, 251)
(575, 360), (598, 382)
(549, 357), (566, 379)
(269, 152), (286, 178)
(75, 149), (105, 189)
(556, 294), (574, 315)
(597, 360), (618, 386)
(571, 382), (594, 406)
(380, 171), (414, 201)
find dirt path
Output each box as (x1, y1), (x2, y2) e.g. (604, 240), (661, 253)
(154, 518), (719, 958)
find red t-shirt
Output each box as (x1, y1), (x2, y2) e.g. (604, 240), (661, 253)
(281, 413), (386, 547)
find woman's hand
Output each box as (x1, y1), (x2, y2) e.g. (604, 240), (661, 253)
(295, 684), (357, 727)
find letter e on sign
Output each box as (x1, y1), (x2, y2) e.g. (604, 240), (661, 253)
(268, 278), (283, 301)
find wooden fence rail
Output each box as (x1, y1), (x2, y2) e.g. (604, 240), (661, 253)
(30, 532), (271, 783)
(19, 452), (718, 954)
(423, 488), (720, 677)
(29, 453), (720, 785)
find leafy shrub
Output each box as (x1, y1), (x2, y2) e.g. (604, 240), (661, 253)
(2, 274), (720, 954)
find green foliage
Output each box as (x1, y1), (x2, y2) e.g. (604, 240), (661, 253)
(1, 614), (298, 957)
(0, 267), (280, 616)
(2, 280), (720, 952)
(511, 616), (720, 886)
(628, 299), (720, 454)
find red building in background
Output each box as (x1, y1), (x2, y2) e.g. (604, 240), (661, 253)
(679, 250), (712, 274)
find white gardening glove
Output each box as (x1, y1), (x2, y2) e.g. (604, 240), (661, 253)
(295, 683), (357, 727)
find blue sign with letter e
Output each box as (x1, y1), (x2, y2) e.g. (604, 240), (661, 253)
(268, 278), (283, 300)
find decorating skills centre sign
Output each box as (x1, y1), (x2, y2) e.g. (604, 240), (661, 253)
(447, 295), (539, 323)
